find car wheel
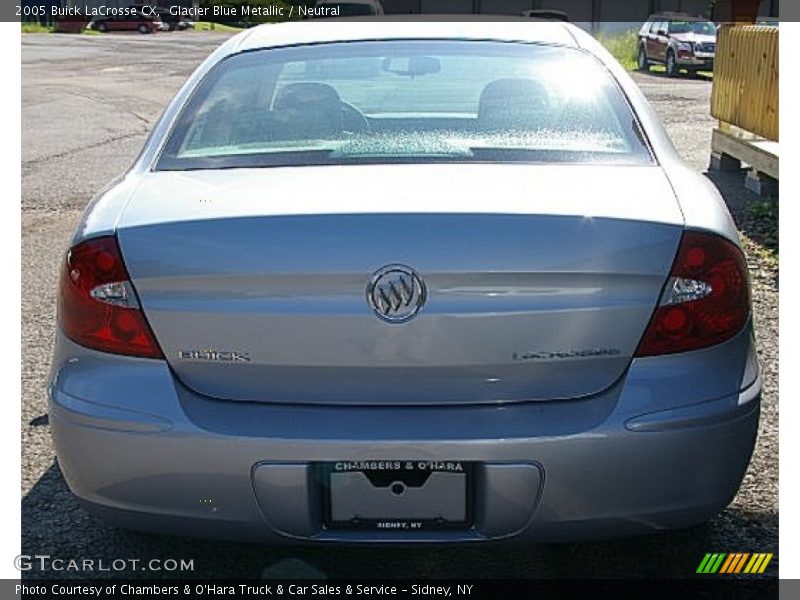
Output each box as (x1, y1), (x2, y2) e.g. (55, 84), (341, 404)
(138, 24), (150, 34)
(666, 50), (679, 77)
(97, 22), (107, 32)
(637, 47), (650, 72)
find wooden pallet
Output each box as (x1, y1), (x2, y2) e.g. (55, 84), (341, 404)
(710, 125), (779, 197)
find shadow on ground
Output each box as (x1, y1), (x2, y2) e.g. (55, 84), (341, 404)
(22, 460), (777, 580)
(705, 169), (778, 253)
(637, 70), (713, 82)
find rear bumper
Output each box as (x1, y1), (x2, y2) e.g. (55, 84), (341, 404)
(49, 329), (760, 543)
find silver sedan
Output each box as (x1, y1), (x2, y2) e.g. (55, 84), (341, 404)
(49, 20), (759, 543)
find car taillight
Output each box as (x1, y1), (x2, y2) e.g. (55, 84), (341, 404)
(57, 236), (164, 359)
(635, 231), (750, 357)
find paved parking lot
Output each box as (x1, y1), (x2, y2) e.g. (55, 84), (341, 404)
(21, 31), (778, 579)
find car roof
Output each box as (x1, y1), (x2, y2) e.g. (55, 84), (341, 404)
(235, 18), (578, 53)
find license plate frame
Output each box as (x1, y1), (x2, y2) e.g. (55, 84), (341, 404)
(319, 461), (475, 532)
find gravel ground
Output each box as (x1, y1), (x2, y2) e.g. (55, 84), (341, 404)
(21, 33), (778, 579)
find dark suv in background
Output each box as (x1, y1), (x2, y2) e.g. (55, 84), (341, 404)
(638, 13), (717, 76)
(88, 14), (164, 34)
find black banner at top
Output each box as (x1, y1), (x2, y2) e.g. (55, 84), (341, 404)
(11, 0), (787, 25)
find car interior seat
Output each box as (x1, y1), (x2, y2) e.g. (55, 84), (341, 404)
(477, 78), (554, 131)
(272, 82), (344, 140)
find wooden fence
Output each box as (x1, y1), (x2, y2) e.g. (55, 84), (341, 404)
(710, 25), (779, 142)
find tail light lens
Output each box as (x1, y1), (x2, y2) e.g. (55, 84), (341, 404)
(635, 231), (750, 357)
(57, 236), (164, 359)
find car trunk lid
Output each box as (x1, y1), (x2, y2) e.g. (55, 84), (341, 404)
(116, 164), (683, 405)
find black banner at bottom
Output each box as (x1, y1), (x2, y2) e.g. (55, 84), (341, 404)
(10, 579), (780, 600)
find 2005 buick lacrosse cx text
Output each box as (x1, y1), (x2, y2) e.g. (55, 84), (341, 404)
(48, 19), (760, 544)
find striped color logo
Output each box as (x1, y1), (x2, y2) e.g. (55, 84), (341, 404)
(696, 553), (774, 574)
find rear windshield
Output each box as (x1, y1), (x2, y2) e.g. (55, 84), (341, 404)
(157, 40), (652, 170)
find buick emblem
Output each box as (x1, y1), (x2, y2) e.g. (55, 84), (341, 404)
(367, 265), (426, 323)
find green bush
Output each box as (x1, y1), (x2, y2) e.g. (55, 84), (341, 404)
(193, 21), (246, 32)
(596, 30), (639, 70)
(21, 22), (54, 33)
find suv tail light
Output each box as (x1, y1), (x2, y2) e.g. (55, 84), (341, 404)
(57, 236), (164, 359)
(635, 231), (750, 357)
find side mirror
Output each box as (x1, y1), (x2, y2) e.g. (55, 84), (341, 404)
(658, 28), (668, 36)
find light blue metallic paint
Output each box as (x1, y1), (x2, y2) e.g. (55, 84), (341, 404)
(50, 321), (759, 542)
(50, 21), (760, 543)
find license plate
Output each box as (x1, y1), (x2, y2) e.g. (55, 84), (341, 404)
(320, 461), (473, 531)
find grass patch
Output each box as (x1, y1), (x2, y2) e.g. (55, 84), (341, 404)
(21, 23), (54, 33)
(193, 21), (245, 32)
(596, 30), (638, 70)
(22, 22), (100, 34)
